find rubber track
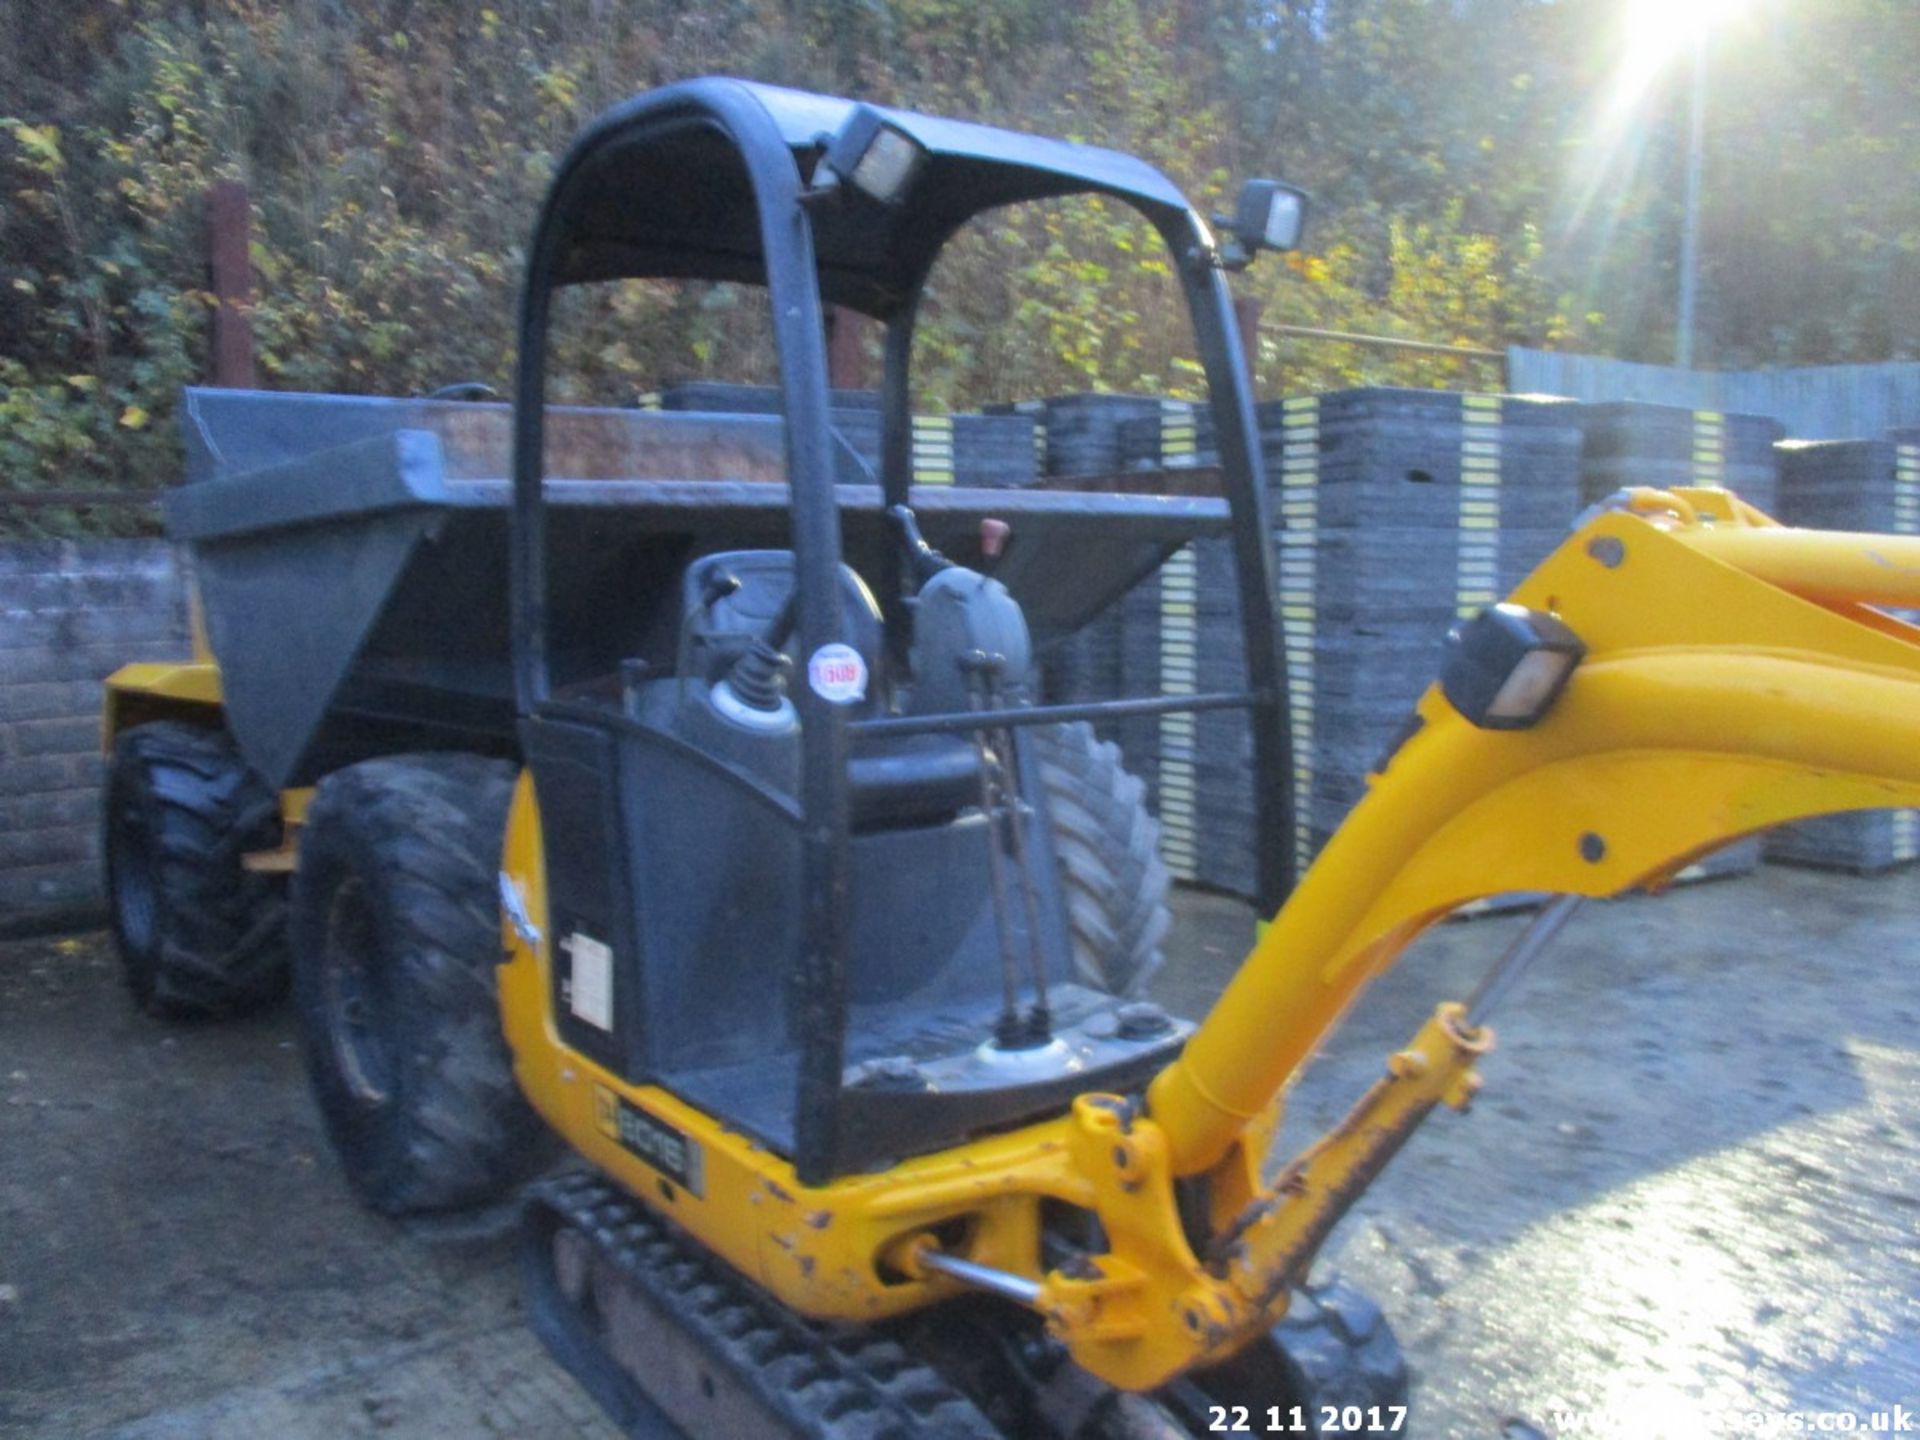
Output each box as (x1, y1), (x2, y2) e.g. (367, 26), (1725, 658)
(525, 1171), (1002, 1440)
(1269, 1279), (1409, 1436)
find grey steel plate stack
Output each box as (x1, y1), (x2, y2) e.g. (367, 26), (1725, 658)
(1019, 396), (1183, 740)
(1078, 390), (1586, 898)
(651, 381), (1039, 488)
(1572, 401), (1783, 513)
(985, 393), (1172, 479)
(1558, 399), (1784, 881)
(1762, 437), (1920, 872)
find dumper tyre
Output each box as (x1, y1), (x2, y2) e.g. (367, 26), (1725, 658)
(291, 753), (552, 1215)
(1030, 722), (1172, 997)
(103, 721), (288, 1019)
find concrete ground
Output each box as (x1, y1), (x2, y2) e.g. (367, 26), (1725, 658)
(2, 864), (1916, 1439)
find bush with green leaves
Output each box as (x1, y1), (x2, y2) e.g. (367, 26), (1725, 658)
(18, 0), (1902, 533)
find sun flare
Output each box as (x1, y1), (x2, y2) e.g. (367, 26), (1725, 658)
(1620, 0), (1749, 99)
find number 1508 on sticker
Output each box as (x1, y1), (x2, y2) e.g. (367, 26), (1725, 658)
(1207, 1405), (1408, 1434)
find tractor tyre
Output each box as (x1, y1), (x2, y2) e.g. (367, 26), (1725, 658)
(290, 753), (552, 1216)
(1029, 722), (1172, 997)
(103, 721), (288, 1018)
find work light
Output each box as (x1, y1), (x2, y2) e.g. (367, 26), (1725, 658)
(1234, 179), (1308, 253)
(817, 105), (927, 206)
(1215, 177), (1310, 270)
(1440, 603), (1585, 730)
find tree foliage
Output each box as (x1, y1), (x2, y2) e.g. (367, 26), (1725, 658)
(2, 0), (1915, 530)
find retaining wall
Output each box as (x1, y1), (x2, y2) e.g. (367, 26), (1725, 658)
(0, 540), (191, 935)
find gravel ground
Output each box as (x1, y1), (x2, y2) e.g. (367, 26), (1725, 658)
(2, 863), (1916, 1439)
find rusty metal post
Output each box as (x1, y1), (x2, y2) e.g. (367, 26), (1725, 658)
(207, 181), (255, 389)
(1232, 293), (1262, 391)
(825, 304), (868, 391)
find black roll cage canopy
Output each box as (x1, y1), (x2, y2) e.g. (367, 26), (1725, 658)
(509, 77), (1295, 1182)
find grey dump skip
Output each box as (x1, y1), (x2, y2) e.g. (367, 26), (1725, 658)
(172, 386), (1225, 790)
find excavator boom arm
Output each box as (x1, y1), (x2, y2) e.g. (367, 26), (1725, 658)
(1153, 494), (1920, 1176)
(1035, 494), (1920, 1389)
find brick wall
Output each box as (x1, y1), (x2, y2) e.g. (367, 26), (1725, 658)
(1, 541), (192, 936)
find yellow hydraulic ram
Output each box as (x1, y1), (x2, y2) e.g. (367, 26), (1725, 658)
(502, 489), (1920, 1394)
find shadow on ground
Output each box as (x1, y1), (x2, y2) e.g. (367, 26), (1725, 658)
(2, 863), (1916, 1438)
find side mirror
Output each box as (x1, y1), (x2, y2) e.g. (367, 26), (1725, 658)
(809, 104), (929, 208)
(1217, 177), (1309, 269)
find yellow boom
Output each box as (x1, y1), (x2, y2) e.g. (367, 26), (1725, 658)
(1151, 490), (1920, 1179)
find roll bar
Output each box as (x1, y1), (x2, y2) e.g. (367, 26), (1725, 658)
(509, 78), (1292, 1183)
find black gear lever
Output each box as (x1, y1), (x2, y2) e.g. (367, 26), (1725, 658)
(727, 590), (801, 713)
(888, 504), (952, 586)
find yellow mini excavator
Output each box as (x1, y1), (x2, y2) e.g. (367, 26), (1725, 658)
(99, 79), (1920, 1438)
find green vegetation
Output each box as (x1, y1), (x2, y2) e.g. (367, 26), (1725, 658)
(2, 1), (1916, 529)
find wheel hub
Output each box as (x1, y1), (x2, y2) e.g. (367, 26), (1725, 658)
(321, 879), (394, 1105)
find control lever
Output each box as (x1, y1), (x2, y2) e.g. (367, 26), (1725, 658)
(704, 572), (745, 609)
(888, 504), (952, 586)
(962, 649), (1052, 1049)
(726, 590), (800, 714)
(978, 517), (1011, 574)
(759, 590), (800, 650)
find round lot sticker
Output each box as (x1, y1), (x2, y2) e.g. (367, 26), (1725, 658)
(807, 643), (868, 704)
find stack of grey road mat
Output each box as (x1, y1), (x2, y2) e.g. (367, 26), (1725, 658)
(1762, 436), (1920, 873)
(1043, 388), (1586, 898)
(1571, 400), (1783, 513)
(651, 381), (1040, 488)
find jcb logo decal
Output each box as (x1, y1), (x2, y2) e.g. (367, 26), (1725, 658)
(593, 1085), (620, 1139)
(591, 1084), (705, 1197)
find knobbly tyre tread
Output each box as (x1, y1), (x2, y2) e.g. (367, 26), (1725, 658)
(523, 1171), (1004, 1439)
(104, 721), (288, 1018)
(290, 752), (551, 1215)
(1028, 723), (1172, 997)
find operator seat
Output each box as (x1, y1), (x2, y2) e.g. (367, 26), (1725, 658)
(679, 552), (981, 827)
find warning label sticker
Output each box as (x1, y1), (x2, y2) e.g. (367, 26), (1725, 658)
(561, 931), (613, 1032)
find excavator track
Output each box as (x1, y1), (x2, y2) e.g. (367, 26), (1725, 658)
(521, 1170), (1003, 1440)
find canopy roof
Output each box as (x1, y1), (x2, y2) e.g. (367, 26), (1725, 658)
(543, 77), (1199, 318)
